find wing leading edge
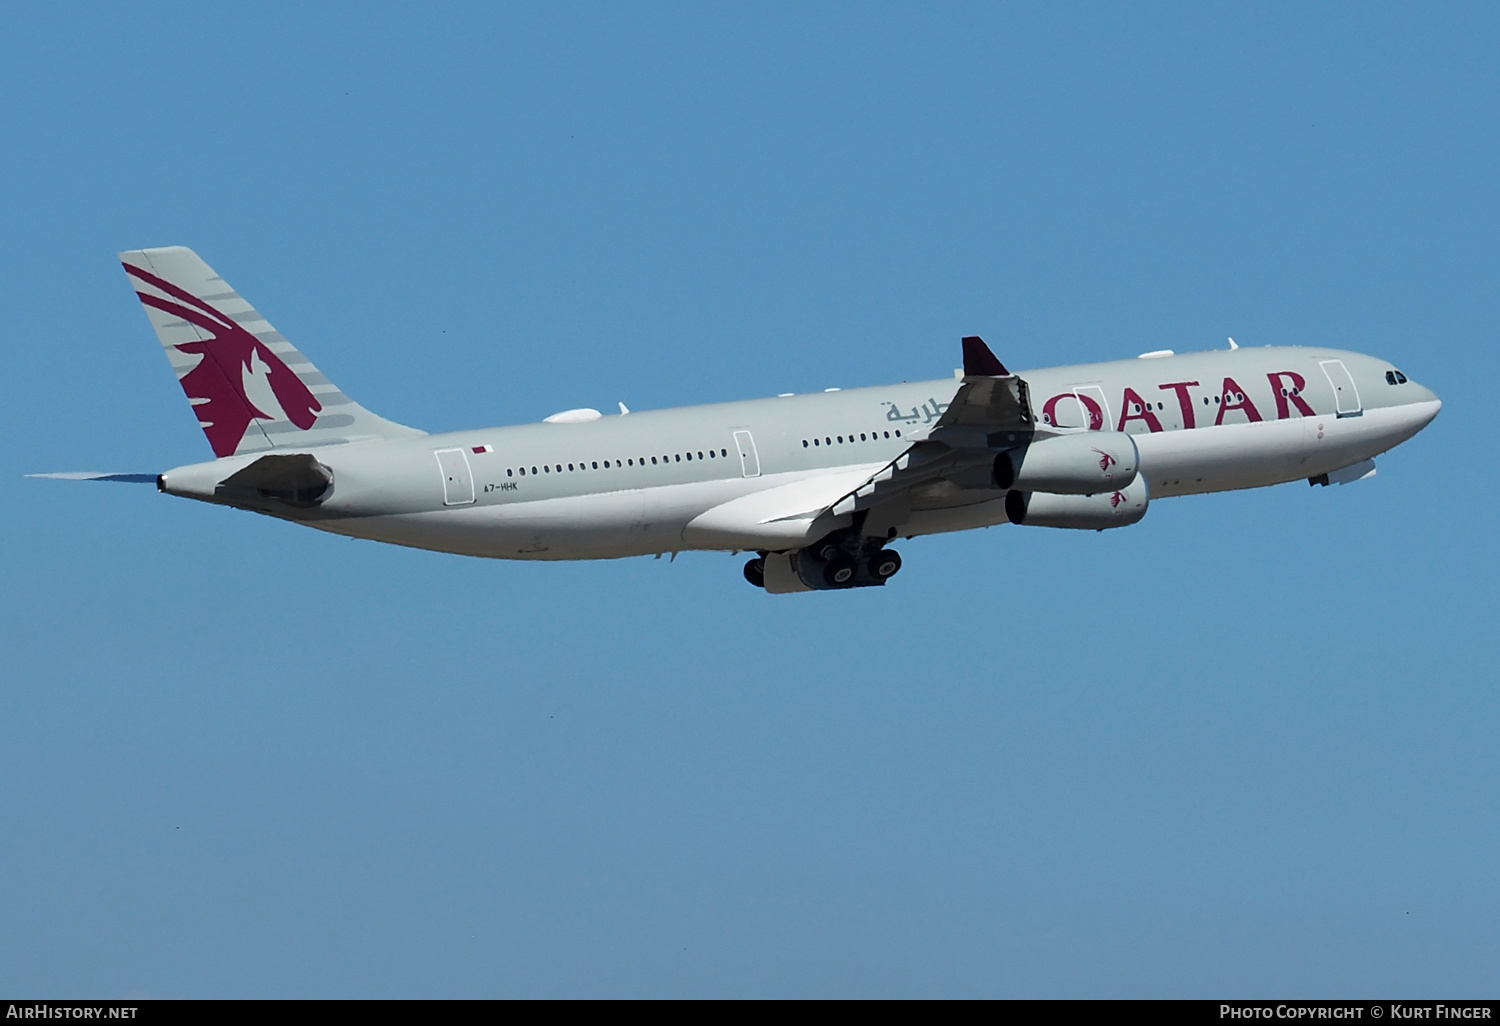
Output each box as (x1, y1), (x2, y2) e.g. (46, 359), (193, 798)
(684, 336), (1038, 550)
(824, 335), (1035, 517)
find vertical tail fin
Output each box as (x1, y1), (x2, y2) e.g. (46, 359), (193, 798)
(120, 246), (423, 458)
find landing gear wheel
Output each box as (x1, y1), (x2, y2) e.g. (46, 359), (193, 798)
(823, 556), (857, 588)
(743, 557), (766, 588)
(867, 548), (902, 581)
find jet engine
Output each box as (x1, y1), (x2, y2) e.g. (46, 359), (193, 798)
(1005, 475), (1149, 530)
(992, 431), (1138, 494)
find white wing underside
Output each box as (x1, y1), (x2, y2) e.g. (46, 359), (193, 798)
(684, 374), (1036, 550)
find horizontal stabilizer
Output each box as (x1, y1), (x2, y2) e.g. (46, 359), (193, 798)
(26, 472), (157, 483)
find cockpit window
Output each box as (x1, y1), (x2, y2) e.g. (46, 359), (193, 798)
(1396, 371), (1408, 383)
(1386, 370), (1409, 385)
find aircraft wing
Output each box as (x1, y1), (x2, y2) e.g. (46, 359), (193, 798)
(824, 336), (1036, 519)
(927, 372), (1033, 444)
(683, 337), (1038, 550)
(682, 464), (890, 550)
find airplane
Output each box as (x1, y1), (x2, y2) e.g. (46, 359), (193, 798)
(32, 246), (1441, 593)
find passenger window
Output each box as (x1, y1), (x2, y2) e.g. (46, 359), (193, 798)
(593, 461), (599, 469)
(813, 438), (820, 446)
(883, 431), (890, 438)
(651, 456), (657, 465)
(698, 451), (704, 460)
(507, 469), (513, 477)
(721, 449), (728, 457)
(675, 454), (681, 462)
(894, 429), (901, 437)
(686, 452), (693, 461)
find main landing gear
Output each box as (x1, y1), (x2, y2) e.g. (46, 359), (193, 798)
(743, 534), (903, 591)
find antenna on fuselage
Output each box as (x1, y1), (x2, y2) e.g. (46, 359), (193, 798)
(1228, 337), (1239, 350)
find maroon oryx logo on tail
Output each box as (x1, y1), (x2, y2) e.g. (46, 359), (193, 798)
(125, 264), (321, 457)
(1092, 448), (1118, 474)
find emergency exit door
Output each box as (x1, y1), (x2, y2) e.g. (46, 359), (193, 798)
(1320, 360), (1363, 418)
(733, 430), (761, 478)
(435, 448), (476, 505)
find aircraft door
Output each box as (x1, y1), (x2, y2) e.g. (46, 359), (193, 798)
(1320, 360), (1362, 418)
(435, 448), (476, 505)
(1042, 393), (1086, 430)
(1042, 384), (1110, 431)
(1072, 385), (1111, 431)
(733, 430), (761, 478)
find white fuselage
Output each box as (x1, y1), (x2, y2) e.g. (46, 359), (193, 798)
(159, 345), (1440, 560)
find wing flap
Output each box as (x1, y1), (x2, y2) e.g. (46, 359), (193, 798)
(682, 466), (883, 550)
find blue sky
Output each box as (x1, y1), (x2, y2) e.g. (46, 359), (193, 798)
(2, 2), (1496, 997)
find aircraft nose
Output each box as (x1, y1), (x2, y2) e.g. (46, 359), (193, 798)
(1404, 386), (1441, 432)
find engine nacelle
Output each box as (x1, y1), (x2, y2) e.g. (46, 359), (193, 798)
(993, 431), (1139, 495)
(1005, 475), (1149, 530)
